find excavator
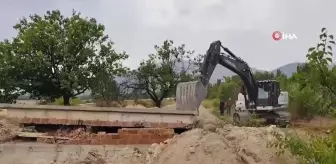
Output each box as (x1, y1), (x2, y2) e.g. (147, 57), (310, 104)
(175, 40), (290, 126)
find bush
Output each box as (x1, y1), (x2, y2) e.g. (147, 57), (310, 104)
(267, 28), (336, 164)
(269, 130), (336, 164)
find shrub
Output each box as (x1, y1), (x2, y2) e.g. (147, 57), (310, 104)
(269, 130), (336, 164)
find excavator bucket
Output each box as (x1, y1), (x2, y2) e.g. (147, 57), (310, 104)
(175, 80), (207, 113)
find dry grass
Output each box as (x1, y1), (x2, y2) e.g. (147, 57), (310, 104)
(95, 100), (128, 107)
(201, 99), (219, 109)
(291, 116), (336, 135)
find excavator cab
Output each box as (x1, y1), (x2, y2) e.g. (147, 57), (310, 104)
(256, 80), (281, 107)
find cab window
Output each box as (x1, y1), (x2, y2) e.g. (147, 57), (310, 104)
(258, 87), (269, 99)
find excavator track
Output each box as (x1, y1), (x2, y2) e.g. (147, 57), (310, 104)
(232, 108), (290, 127)
(232, 111), (250, 125)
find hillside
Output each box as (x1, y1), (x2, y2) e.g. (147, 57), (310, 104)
(271, 62), (301, 77)
(208, 62), (300, 83)
(271, 62), (335, 77)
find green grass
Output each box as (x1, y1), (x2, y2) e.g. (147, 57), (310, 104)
(202, 98), (265, 126)
(202, 98), (232, 121)
(202, 98), (220, 110)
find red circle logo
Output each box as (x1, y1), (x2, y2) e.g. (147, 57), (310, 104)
(272, 31), (282, 41)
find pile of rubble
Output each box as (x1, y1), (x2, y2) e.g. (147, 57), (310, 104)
(55, 128), (90, 139)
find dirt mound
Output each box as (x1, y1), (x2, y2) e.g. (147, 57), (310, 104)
(145, 126), (292, 164)
(145, 128), (240, 164)
(77, 150), (107, 164)
(61, 147), (146, 164)
(144, 106), (294, 164)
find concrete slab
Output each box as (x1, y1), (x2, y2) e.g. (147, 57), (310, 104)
(0, 104), (197, 128)
(0, 104), (197, 115)
(17, 132), (47, 138)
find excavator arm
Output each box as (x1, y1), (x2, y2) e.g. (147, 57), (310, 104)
(176, 40), (258, 111)
(199, 40), (258, 107)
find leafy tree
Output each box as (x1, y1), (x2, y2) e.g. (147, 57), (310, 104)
(0, 41), (22, 103)
(286, 28), (336, 117)
(7, 10), (128, 105)
(268, 28), (336, 164)
(90, 72), (119, 101)
(126, 40), (195, 107)
(253, 71), (276, 80)
(90, 72), (130, 106)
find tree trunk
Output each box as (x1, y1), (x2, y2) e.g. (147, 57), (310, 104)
(154, 100), (162, 108)
(63, 95), (71, 106)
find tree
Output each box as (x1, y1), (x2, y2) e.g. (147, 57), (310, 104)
(90, 72), (130, 106)
(8, 10), (128, 105)
(126, 40), (195, 107)
(90, 72), (119, 101)
(253, 71), (276, 80)
(306, 27), (336, 96)
(0, 41), (22, 103)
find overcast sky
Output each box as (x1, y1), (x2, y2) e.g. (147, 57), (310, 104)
(0, 0), (335, 70)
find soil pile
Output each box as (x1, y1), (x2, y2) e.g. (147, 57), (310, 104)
(61, 147), (146, 164)
(145, 128), (241, 164)
(143, 107), (294, 164)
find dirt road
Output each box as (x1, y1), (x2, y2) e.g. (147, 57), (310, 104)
(0, 106), (297, 164)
